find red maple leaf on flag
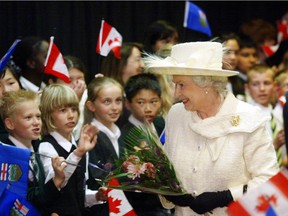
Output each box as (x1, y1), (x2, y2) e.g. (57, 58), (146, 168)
(108, 196), (122, 213)
(256, 195), (277, 212)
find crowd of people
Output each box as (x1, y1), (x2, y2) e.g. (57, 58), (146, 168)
(0, 16), (288, 216)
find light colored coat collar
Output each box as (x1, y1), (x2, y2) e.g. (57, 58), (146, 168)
(188, 92), (270, 139)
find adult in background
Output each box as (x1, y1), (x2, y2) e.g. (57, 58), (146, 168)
(144, 41), (279, 215)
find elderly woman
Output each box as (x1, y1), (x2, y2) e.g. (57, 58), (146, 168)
(144, 42), (279, 215)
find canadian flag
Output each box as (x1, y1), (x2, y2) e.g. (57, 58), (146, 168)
(96, 20), (122, 59)
(107, 178), (137, 216)
(44, 36), (70, 83)
(261, 44), (280, 57)
(227, 169), (288, 215)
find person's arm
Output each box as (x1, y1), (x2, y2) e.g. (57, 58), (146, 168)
(230, 125), (279, 200)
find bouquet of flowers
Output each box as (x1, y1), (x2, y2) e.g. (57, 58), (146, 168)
(102, 126), (187, 195)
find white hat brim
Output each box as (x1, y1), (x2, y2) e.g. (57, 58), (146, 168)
(148, 67), (239, 77)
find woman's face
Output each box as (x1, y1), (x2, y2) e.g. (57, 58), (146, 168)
(0, 68), (21, 98)
(173, 75), (206, 111)
(122, 47), (144, 84)
(223, 39), (239, 70)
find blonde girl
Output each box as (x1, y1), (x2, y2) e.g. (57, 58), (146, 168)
(84, 77), (123, 216)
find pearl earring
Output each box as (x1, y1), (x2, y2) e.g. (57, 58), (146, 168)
(205, 91), (208, 94)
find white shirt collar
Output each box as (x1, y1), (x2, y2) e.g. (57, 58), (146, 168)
(8, 135), (34, 152)
(128, 115), (158, 136)
(238, 72), (247, 82)
(91, 118), (120, 156)
(50, 131), (77, 152)
(19, 76), (46, 93)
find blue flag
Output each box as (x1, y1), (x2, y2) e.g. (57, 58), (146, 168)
(0, 143), (30, 198)
(0, 188), (40, 216)
(183, 1), (212, 37)
(0, 39), (21, 72)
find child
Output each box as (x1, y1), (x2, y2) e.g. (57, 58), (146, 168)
(246, 64), (286, 166)
(119, 73), (170, 216)
(38, 84), (99, 215)
(0, 60), (22, 141)
(0, 90), (66, 215)
(120, 73), (164, 141)
(84, 76), (124, 216)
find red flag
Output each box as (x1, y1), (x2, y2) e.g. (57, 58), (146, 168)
(227, 169), (288, 215)
(44, 36), (70, 83)
(96, 20), (122, 59)
(261, 44), (280, 57)
(107, 178), (137, 216)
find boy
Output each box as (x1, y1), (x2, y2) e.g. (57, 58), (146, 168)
(0, 90), (66, 215)
(119, 73), (170, 216)
(246, 64), (286, 166)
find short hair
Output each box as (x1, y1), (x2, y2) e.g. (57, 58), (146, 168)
(13, 36), (47, 72)
(275, 71), (288, 87)
(247, 64), (274, 83)
(0, 60), (21, 80)
(84, 76), (123, 124)
(40, 84), (79, 135)
(191, 76), (228, 101)
(64, 55), (87, 76)
(0, 90), (39, 122)
(124, 73), (161, 102)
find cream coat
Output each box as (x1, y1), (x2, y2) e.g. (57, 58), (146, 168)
(161, 92), (279, 216)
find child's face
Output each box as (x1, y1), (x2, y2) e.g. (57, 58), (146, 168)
(247, 72), (275, 107)
(223, 39), (239, 70)
(6, 100), (41, 145)
(89, 85), (123, 128)
(126, 89), (161, 124)
(237, 47), (258, 74)
(51, 106), (79, 140)
(0, 68), (21, 99)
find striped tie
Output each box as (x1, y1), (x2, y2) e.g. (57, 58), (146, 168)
(271, 114), (282, 166)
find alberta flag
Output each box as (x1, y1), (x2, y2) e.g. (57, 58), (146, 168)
(96, 20), (122, 59)
(227, 169), (288, 215)
(0, 143), (30, 198)
(44, 36), (70, 83)
(0, 188), (40, 216)
(107, 178), (137, 216)
(0, 39), (21, 72)
(183, 1), (212, 37)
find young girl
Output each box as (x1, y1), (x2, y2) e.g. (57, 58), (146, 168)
(84, 77), (124, 216)
(38, 84), (99, 215)
(0, 90), (66, 215)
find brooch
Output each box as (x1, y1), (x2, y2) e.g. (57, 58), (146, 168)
(230, 115), (240, 126)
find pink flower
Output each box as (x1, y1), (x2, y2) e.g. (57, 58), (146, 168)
(126, 163), (147, 180)
(145, 162), (157, 179)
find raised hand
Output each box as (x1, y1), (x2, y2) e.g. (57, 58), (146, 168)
(74, 124), (98, 157)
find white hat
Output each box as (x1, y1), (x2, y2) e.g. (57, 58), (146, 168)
(144, 41), (239, 77)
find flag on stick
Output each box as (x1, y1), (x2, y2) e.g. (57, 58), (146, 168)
(44, 36), (70, 83)
(96, 20), (122, 59)
(0, 39), (21, 73)
(107, 177), (137, 216)
(183, 1), (212, 37)
(227, 169), (288, 215)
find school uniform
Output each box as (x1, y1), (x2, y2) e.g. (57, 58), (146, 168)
(38, 132), (86, 216)
(86, 118), (123, 216)
(3, 136), (61, 216)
